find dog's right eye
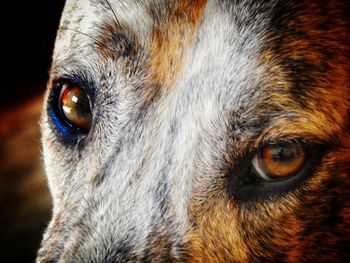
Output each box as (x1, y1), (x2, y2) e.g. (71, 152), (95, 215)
(49, 81), (93, 138)
(58, 83), (92, 131)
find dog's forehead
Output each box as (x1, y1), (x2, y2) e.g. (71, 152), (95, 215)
(58, 0), (154, 38)
(53, 0), (150, 62)
(53, 0), (266, 98)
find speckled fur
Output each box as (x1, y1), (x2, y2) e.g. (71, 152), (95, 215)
(38, 0), (350, 262)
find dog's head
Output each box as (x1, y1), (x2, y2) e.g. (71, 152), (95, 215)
(38, 0), (350, 262)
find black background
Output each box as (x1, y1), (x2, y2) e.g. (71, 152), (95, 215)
(3, 1), (65, 110)
(1, 1), (65, 262)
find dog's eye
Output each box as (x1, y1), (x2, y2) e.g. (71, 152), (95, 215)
(252, 143), (306, 180)
(229, 142), (324, 202)
(58, 83), (92, 131)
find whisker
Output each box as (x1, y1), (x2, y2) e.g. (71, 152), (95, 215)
(59, 27), (103, 46)
(59, 26), (115, 54)
(105, 0), (120, 25)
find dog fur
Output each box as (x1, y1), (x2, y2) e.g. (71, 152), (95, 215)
(37, 0), (350, 262)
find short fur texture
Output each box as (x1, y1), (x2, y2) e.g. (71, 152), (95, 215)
(38, 0), (350, 262)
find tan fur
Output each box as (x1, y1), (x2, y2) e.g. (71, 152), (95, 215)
(146, 0), (207, 100)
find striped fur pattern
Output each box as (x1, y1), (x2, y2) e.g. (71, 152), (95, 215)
(38, 0), (350, 262)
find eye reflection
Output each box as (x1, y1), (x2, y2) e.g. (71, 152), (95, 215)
(252, 143), (307, 180)
(59, 83), (92, 131)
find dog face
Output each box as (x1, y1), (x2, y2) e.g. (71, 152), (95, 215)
(37, 0), (350, 262)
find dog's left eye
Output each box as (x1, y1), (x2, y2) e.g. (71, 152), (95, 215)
(252, 143), (307, 180)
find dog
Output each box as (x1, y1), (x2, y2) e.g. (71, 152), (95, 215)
(37, 0), (350, 262)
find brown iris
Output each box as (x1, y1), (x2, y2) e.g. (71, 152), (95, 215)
(59, 83), (92, 130)
(252, 144), (307, 180)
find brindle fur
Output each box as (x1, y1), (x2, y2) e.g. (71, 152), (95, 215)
(38, 0), (350, 262)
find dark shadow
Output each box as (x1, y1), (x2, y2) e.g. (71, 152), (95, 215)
(0, 1), (65, 262)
